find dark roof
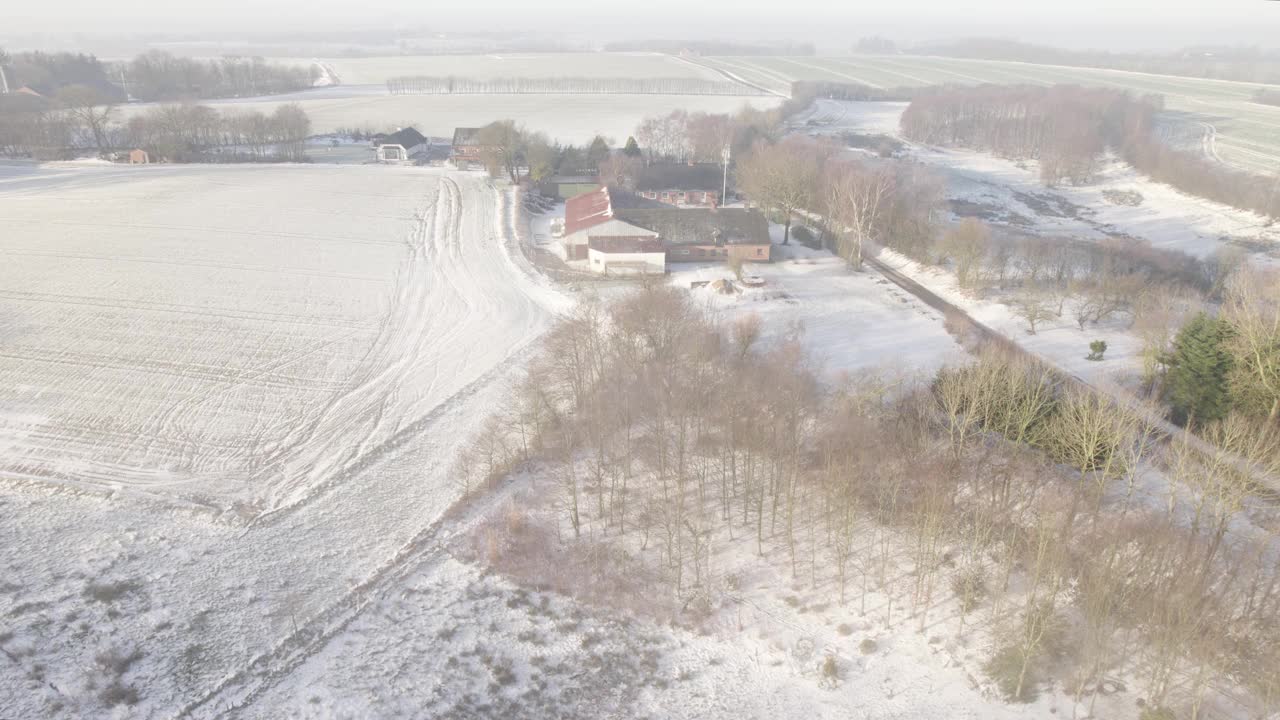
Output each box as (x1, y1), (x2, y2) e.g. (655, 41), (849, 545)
(452, 127), (484, 146)
(383, 127), (427, 148)
(615, 208), (770, 246)
(635, 164), (724, 192)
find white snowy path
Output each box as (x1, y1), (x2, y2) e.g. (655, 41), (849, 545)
(0, 164), (566, 718)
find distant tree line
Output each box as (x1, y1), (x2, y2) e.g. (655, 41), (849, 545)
(1253, 88), (1280, 107)
(0, 47), (315, 102)
(601, 40), (816, 56)
(0, 92), (310, 162)
(120, 51), (317, 101)
(122, 102), (311, 162)
(916, 37), (1280, 85)
(385, 76), (768, 96)
(900, 84), (1280, 219)
(789, 80), (916, 103)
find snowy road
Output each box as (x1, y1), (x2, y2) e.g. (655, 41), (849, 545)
(0, 164), (567, 717)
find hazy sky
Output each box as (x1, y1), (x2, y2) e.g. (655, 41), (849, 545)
(4, 0), (1278, 50)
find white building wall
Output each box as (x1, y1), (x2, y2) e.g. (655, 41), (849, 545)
(587, 248), (666, 276)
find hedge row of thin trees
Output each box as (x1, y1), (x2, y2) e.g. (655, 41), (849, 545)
(461, 286), (1280, 717)
(899, 83), (1280, 220)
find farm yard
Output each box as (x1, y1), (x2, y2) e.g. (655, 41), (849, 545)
(704, 54), (1280, 176)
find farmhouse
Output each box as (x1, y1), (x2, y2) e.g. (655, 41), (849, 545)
(561, 185), (665, 261)
(375, 127), (428, 163)
(451, 127), (487, 169)
(634, 163), (724, 207)
(561, 186), (771, 274)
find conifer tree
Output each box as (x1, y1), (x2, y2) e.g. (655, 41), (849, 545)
(1166, 313), (1235, 425)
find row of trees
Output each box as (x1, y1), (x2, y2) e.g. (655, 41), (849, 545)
(0, 96), (310, 161)
(0, 48), (315, 102)
(122, 102), (311, 162)
(470, 119), (615, 184)
(466, 286), (1280, 717)
(120, 51), (316, 101)
(633, 106), (784, 164)
(732, 134), (941, 257)
(899, 83), (1280, 219)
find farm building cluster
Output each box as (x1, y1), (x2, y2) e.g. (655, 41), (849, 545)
(557, 185), (771, 276)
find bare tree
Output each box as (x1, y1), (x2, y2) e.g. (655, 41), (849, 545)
(825, 158), (894, 270)
(56, 84), (117, 150)
(735, 138), (822, 245)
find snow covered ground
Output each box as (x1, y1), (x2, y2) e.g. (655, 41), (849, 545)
(797, 99), (1279, 261)
(0, 163), (564, 517)
(669, 243), (965, 382)
(0, 161), (576, 717)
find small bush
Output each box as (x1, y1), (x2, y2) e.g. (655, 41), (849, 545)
(951, 566), (989, 613)
(984, 645), (1039, 703)
(1087, 340), (1107, 361)
(1139, 707), (1176, 720)
(84, 580), (138, 604)
(819, 654), (840, 688)
(859, 638), (878, 655)
(791, 225), (818, 248)
(836, 623), (854, 636)
(1102, 189), (1144, 207)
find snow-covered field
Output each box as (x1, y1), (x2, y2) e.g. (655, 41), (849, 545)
(277, 52), (724, 85)
(0, 162), (564, 517)
(116, 92), (779, 146)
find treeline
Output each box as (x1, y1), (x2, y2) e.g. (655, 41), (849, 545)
(120, 52), (316, 101)
(789, 80), (916, 102)
(1252, 88), (1280, 106)
(0, 50), (120, 99)
(122, 102), (311, 162)
(917, 37), (1280, 85)
(0, 48), (315, 102)
(602, 40), (816, 56)
(0, 96), (310, 161)
(466, 286), (1280, 717)
(385, 76), (766, 96)
(900, 84), (1280, 219)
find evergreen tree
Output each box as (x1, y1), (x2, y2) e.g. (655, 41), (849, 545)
(1166, 313), (1235, 426)
(623, 136), (641, 157)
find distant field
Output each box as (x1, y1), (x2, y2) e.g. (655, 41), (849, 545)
(705, 55), (1280, 176)
(279, 52), (721, 85)
(117, 91), (778, 145)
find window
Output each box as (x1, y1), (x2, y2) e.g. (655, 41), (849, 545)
(756, 248), (764, 257)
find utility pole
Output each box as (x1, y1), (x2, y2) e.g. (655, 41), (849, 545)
(721, 144), (731, 207)
(0, 49), (10, 94)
